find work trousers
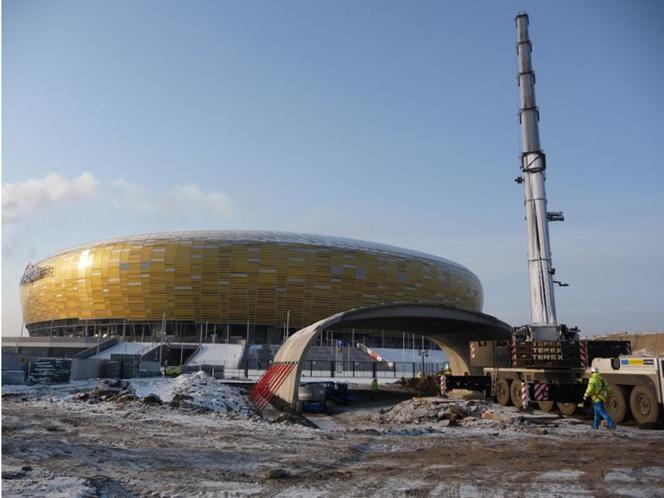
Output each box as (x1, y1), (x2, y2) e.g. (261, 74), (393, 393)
(592, 401), (616, 429)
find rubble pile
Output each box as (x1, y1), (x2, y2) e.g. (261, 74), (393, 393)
(71, 379), (133, 403)
(375, 397), (488, 425)
(165, 371), (255, 416)
(397, 376), (441, 397)
(268, 412), (318, 429)
(69, 372), (255, 417)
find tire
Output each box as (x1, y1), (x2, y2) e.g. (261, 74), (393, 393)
(538, 401), (555, 412)
(606, 385), (630, 424)
(510, 379), (524, 408)
(557, 402), (577, 416)
(630, 385), (660, 426)
(496, 378), (511, 406)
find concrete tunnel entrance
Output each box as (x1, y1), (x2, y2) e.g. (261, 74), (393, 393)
(255, 303), (512, 408)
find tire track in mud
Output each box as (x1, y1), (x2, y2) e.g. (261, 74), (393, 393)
(4, 395), (664, 497)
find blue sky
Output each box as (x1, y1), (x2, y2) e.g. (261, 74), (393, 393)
(3, 0), (663, 336)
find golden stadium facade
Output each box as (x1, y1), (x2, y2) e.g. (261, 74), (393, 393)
(20, 231), (483, 340)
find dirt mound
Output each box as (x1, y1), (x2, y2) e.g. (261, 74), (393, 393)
(163, 371), (254, 415)
(268, 412), (318, 429)
(374, 397), (487, 425)
(396, 376), (441, 396)
(71, 380), (133, 403)
(68, 372), (255, 417)
(594, 332), (664, 356)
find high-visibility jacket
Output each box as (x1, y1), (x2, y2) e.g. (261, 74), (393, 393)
(584, 373), (611, 403)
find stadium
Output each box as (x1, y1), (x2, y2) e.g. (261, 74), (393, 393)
(19, 231), (483, 351)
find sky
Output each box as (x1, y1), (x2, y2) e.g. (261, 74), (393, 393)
(2, 0), (663, 336)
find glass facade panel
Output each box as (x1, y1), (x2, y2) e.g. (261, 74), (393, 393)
(20, 231), (483, 335)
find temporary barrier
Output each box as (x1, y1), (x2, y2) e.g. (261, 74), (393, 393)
(250, 362), (296, 411)
(70, 358), (104, 380)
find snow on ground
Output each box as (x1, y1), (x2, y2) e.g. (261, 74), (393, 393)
(89, 341), (155, 359)
(3, 380), (664, 497)
(2, 466), (98, 498)
(187, 343), (245, 367)
(133, 371), (254, 414)
(374, 397), (487, 425)
(3, 371), (255, 417)
(1, 379), (100, 397)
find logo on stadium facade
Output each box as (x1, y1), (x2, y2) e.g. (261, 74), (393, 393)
(20, 263), (53, 286)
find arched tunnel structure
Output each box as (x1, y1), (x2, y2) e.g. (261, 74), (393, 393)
(260, 303), (512, 407)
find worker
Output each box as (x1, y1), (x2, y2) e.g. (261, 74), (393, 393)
(583, 366), (616, 430)
(370, 378), (379, 401)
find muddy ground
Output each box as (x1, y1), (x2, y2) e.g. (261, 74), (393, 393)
(2, 381), (664, 497)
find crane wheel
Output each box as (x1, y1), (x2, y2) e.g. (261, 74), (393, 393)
(496, 378), (511, 406)
(510, 379), (524, 408)
(557, 402), (577, 416)
(630, 385), (660, 426)
(537, 401), (555, 412)
(606, 385), (630, 424)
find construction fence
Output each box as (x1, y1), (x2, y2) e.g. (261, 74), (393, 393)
(223, 359), (447, 380)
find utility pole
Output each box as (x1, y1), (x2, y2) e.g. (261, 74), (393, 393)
(122, 320), (126, 354)
(285, 310), (290, 339)
(15, 319), (24, 353)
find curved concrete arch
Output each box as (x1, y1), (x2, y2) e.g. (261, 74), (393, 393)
(269, 303), (511, 407)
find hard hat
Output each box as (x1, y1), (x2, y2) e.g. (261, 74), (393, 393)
(591, 366), (599, 373)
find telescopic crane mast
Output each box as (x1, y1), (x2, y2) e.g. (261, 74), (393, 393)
(514, 13), (568, 341)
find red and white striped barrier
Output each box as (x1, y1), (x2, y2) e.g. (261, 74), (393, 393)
(521, 380), (529, 409)
(250, 361), (296, 411)
(357, 343), (395, 369)
(533, 383), (549, 401)
(440, 375), (447, 397)
(579, 341), (589, 368)
(511, 339), (517, 368)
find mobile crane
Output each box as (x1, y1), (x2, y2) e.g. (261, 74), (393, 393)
(444, 13), (663, 428)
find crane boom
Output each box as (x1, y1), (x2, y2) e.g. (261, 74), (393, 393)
(515, 13), (560, 340)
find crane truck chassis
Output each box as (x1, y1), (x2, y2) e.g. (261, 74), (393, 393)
(444, 339), (664, 428)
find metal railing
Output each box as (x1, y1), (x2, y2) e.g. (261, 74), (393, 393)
(216, 359), (446, 380)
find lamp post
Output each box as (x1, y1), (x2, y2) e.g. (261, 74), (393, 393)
(419, 349), (429, 375)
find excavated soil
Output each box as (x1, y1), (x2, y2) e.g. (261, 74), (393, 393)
(2, 381), (664, 497)
(596, 331), (664, 357)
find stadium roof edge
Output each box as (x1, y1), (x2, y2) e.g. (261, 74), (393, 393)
(37, 230), (476, 276)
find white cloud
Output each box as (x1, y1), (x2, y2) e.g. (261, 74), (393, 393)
(2, 172), (233, 224)
(2, 172), (99, 224)
(107, 178), (155, 211)
(108, 179), (233, 217)
(171, 184), (233, 216)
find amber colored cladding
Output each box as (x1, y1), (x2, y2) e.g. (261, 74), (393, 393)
(20, 232), (483, 329)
